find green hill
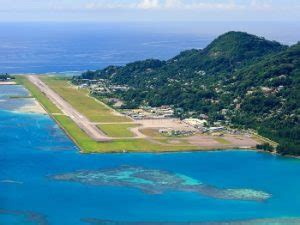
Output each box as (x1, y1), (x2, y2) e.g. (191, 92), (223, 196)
(230, 43), (300, 155)
(73, 32), (299, 156)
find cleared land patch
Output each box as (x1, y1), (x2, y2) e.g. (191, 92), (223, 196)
(214, 137), (231, 145)
(97, 123), (139, 138)
(41, 77), (131, 123)
(140, 128), (165, 138)
(54, 114), (198, 152)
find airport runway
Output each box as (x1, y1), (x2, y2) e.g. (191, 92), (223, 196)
(28, 75), (111, 142)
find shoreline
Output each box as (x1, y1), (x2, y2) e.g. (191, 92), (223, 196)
(4, 78), (299, 159)
(0, 82), (46, 114)
(15, 100), (47, 114)
(0, 81), (17, 85)
(16, 74), (296, 158)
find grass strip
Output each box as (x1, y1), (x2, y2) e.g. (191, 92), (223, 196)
(19, 75), (198, 153)
(97, 124), (138, 138)
(54, 115), (197, 153)
(214, 137), (231, 145)
(41, 77), (131, 123)
(16, 76), (61, 114)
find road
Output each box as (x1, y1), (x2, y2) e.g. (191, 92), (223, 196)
(28, 75), (111, 142)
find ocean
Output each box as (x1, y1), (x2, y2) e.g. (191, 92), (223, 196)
(1, 86), (300, 225)
(1, 22), (300, 225)
(0, 22), (299, 74)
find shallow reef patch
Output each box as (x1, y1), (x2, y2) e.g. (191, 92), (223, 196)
(0, 85), (45, 114)
(51, 166), (271, 201)
(81, 217), (300, 225)
(0, 209), (48, 225)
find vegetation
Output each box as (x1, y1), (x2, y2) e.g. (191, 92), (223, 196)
(139, 128), (165, 138)
(214, 137), (231, 145)
(41, 77), (131, 122)
(19, 75), (199, 153)
(52, 114), (199, 153)
(73, 31), (300, 156)
(16, 76), (61, 113)
(96, 123), (138, 138)
(0, 73), (15, 80)
(256, 143), (274, 152)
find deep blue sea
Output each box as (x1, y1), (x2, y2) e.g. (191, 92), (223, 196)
(1, 22), (300, 225)
(0, 22), (299, 74)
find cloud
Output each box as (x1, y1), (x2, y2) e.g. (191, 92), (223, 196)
(1, 0), (298, 15)
(179, 1), (245, 11)
(164, 0), (183, 9)
(0, 0), (299, 22)
(84, 2), (130, 10)
(137, 0), (160, 9)
(79, 0), (264, 10)
(250, 0), (272, 10)
(84, 0), (162, 11)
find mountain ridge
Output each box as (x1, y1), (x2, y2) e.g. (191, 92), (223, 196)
(73, 31), (300, 155)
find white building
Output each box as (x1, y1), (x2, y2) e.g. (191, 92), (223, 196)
(183, 118), (207, 127)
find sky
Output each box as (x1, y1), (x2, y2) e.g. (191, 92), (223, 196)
(0, 0), (299, 22)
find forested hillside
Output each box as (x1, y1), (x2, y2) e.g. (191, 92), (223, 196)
(73, 32), (300, 156)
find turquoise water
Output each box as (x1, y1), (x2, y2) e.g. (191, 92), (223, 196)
(1, 86), (300, 225)
(0, 85), (40, 112)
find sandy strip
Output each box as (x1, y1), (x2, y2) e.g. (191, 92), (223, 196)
(16, 99), (46, 114)
(0, 81), (17, 85)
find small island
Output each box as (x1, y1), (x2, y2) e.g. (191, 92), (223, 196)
(0, 73), (16, 85)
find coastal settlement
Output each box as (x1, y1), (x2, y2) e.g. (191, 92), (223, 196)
(16, 75), (274, 153)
